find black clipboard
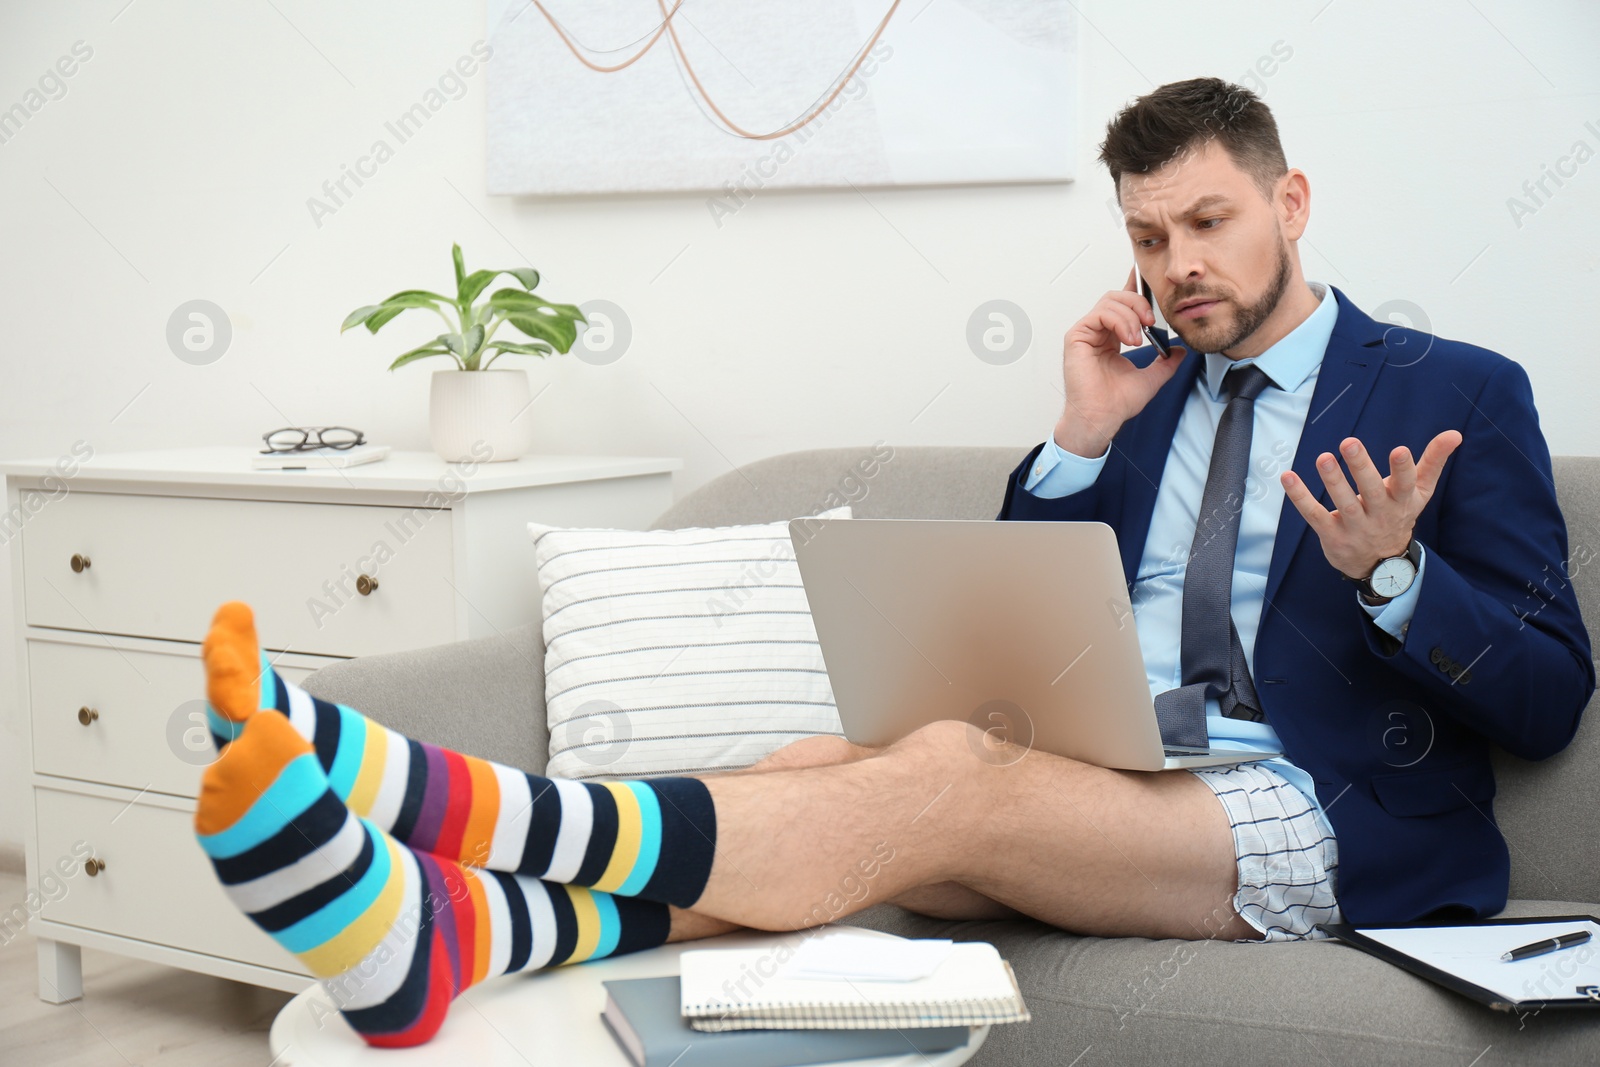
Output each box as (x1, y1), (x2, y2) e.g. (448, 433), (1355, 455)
(1316, 914), (1600, 1013)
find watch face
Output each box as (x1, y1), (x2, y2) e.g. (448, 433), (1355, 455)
(1370, 556), (1416, 598)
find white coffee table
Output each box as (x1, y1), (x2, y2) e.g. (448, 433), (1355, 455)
(268, 927), (989, 1066)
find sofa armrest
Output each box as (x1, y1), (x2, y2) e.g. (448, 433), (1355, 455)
(300, 621), (549, 776)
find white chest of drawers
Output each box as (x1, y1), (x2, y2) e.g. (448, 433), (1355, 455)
(1, 447), (678, 1003)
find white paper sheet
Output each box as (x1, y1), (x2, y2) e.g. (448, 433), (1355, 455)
(780, 933), (954, 981)
(680, 938), (1015, 1014)
(1357, 920), (1600, 1003)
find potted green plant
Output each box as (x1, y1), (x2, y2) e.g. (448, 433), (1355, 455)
(342, 243), (587, 462)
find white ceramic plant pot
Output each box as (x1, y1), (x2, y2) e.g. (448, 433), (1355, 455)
(428, 369), (534, 463)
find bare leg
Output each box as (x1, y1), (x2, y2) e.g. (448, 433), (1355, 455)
(668, 881), (1021, 940)
(690, 719), (1261, 942)
(665, 905), (744, 942)
(736, 741), (1022, 920)
(888, 881), (1027, 921)
(708, 734), (884, 776)
(699, 733), (1087, 926)
(670, 730), (1132, 934)
(669, 735), (886, 941)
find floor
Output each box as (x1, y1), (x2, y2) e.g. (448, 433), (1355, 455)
(0, 868), (291, 1066)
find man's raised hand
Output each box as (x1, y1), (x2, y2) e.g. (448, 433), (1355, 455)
(1281, 430), (1464, 580)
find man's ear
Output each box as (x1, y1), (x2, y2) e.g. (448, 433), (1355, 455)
(1279, 168), (1311, 240)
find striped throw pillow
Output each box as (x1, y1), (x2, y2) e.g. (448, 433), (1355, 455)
(528, 508), (850, 780)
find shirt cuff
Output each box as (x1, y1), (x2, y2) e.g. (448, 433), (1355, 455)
(1022, 433), (1111, 499)
(1358, 543), (1426, 641)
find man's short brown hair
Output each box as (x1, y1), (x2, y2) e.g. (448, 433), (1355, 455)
(1098, 77), (1288, 207)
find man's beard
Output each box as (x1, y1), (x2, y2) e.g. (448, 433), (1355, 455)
(1173, 239), (1293, 357)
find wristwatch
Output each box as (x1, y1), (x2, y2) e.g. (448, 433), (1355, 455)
(1342, 538), (1422, 606)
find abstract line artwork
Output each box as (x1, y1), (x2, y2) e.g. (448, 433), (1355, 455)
(486, 0), (1077, 197)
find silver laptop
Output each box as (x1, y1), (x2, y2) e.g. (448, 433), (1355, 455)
(789, 517), (1279, 772)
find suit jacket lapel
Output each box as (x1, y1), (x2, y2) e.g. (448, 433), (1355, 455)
(1261, 286), (1390, 608)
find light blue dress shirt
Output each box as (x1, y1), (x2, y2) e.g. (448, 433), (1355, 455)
(1021, 281), (1425, 822)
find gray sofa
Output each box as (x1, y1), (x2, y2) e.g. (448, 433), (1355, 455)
(303, 446), (1600, 1066)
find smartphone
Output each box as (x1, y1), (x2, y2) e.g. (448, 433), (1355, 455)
(1133, 264), (1174, 357)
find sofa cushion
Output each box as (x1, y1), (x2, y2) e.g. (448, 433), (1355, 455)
(841, 898), (1600, 1066)
(530, 509), (850, 779)
(649, 445), (1023, 529)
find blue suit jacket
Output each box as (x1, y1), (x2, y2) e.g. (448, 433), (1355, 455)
(997, 285), (1595, 925)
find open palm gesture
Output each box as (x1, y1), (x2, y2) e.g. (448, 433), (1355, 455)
(1281, 430), (1463, 579)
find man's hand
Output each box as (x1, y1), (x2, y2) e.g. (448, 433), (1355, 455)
(1280, 430), (1463, 579)
(1053, 267), (1189, 458)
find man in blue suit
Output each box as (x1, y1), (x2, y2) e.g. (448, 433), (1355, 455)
(639, 77), (1592, 950)
(645, 77), (1594, 949)
(622, 76), (1595, 956)
(994, 77), (1594, 931)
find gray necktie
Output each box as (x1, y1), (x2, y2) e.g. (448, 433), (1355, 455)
(1151, 362), (1275, 750)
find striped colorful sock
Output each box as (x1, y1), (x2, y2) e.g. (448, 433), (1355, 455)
(194, 701), (672, 1047)
(203, 601), (718, 909)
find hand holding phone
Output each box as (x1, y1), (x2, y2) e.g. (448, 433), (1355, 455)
(1051, 269), (1188, 457)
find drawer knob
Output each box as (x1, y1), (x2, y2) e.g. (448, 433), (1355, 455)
(84, 857), (105, 877)
(77, 706), (99, 726)
(356, 574), (379, 596)
(70, 553), (92, 573)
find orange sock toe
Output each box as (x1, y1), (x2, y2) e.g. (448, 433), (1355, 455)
(203, 601), (261, 724)
(195, 709), (316, 837)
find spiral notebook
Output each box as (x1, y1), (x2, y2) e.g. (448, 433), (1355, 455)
(601, 976), (970, 1067)
(679, 940), (1030, 1032)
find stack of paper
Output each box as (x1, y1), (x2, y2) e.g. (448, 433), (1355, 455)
(778, 932), (955, 981)
(678, 927), (1030, 1032)
(601, 976), (970, 1067)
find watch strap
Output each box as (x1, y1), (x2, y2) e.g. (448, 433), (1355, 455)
(1357, 586), (1395, 608)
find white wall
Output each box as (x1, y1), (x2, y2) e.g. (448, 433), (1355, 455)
(2, 0), (1597, 860)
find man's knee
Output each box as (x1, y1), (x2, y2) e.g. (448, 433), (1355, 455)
(795, 734), (868, 765)
(753, 734), (866, 771)
(898, 718), (976, 757)
(897, 718), (1033, 771)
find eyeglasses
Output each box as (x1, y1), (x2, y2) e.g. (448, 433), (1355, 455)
(260, 426), (366, 453)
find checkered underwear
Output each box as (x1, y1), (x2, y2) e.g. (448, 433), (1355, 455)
(1189, 761), (1341, 942)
